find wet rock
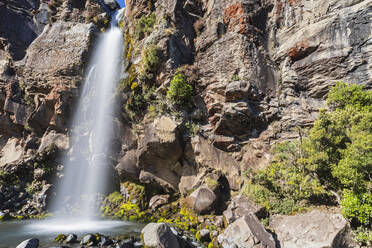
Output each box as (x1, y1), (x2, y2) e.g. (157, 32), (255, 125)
(141, 223), (180, 248)
(223, 195), (265, 224)
(65, 234), (77, 244)
(149, 194), (170, 210)
(186, 186), (217, 215)
(0, 211), (11, 220)
(16, 238), (39, 248)
(270, 210), (351, 248)
(118, 238), (135, 248)
(218, 214), (275, 248)
(100, 236), (114, 246)
(81, 234), (97, 246)
(133, 241), (143, 248)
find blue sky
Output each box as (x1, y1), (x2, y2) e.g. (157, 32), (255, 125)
(116, 0), (125, 8)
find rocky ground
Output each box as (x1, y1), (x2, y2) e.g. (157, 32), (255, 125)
(0, 0), (371, 247)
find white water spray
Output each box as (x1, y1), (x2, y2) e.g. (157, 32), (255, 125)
(49, 9), (125, 220)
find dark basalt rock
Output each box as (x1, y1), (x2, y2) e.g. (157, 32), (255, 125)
(65, 234), (77, 244)
(16, 238), (39, 248)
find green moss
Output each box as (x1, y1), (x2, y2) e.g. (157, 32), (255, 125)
(107, 191), (126, 205)
(54, 234), (67, 242)
(196, 230), (201, 241)
(208, 242), (215, 248)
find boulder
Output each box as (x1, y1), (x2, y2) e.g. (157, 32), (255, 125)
(223, 195), (265, 224)
(137, 116), (182, 191)
(270, 210), (351, 248)
(16, 238), (39, 248)
(65, 234), (77, 244)
(141, 223), (180, 248)
(116, 150), (139, 180)
(218, 214), (276, 248)
(186, 186), (217, 214)
(191, 136), (241, 190)
(81, 234), (98, 246)
(149, 195), (170, 210)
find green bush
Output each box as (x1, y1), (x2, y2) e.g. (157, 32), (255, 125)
(143, 45), (162, 74)
(167, 73), (193, 105)
(242, 141), (328, 214)
(341, 190), (372, 226)
(243, 82), (371, 244)
(135, 13), (156, 40)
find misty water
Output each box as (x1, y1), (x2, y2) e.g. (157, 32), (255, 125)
(50, 10), (124, 219)
(0, 9), (143, 246)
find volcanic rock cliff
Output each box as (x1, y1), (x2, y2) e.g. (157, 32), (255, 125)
(0, 0), (371, 247)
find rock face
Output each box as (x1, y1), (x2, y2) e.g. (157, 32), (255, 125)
(0, 0), (103, 217)
(218, 214), (276, 248)
(0, 0), (40, 60)
(141, 223), (180, 248)
(18, 21), (97, 82)
(270, 210), (351, 248)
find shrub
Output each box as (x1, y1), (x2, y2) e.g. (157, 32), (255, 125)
(142, 45), (162, 74)
(243, 82), (371, 244)
(135, 13), (156, 40)
(167, 73), (193, 105)
(341, 190), (372, 226)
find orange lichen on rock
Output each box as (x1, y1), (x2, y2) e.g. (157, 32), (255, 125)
(223, 3), (248, 35)
(288, 41), (309, 61)
(288, 0), (301, 6)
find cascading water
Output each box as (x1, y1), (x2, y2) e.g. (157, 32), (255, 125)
(49, 9), (125, 219)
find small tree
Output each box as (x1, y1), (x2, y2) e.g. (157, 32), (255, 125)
(167, 73), (193, 105)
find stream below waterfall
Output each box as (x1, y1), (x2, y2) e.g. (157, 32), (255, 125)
(0, 219), (144, 247)
(0, 8), (141, 247)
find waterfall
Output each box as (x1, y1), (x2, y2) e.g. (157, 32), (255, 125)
(49, 9), (125, 219)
